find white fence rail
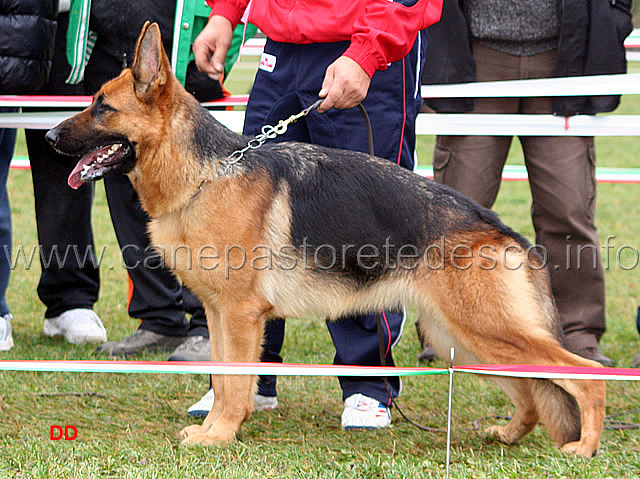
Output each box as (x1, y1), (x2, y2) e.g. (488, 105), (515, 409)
(2, 73), (639, 137)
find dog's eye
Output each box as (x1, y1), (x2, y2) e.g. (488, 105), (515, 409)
(92, 95), (118, 117)
(97, 102), (117, 114)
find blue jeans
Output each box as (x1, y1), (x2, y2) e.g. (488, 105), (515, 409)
(0, 108), (18, 316)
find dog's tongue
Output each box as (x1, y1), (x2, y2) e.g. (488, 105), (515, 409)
(68, 156), (93, 189)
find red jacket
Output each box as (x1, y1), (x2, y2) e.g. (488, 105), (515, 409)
(206, 0), (443, 77)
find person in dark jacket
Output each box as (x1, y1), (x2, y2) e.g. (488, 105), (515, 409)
(0, 0), (57, 351)
(24, 0), (225, 357)
(420, 0), (633, 367)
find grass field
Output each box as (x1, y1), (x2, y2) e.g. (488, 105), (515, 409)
(0, 59), (639, 478)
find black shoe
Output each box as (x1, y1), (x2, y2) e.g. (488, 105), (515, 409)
(168, 335), (210, 361)
(418, 345), (436, 362)
(415, 320), (436, 362)
(575, 346), (616, 368)
(96, 329), (186, 357)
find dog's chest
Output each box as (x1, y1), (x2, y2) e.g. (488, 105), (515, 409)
(147, 214), (191, 273)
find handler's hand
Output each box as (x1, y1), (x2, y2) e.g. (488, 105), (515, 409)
(318, 56), (371, 113)
(193, 15), (233, 80)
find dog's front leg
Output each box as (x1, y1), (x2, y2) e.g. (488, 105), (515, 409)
(181, 298), (269, 445)
(180, 304), (225, 440)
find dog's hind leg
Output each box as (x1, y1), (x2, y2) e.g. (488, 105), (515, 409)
(418, 318), (541, 446)
(481, 341), (604, 457)
(483, 377), (539, 445)
(181, 297), (271, 445)
(419, 258), (605, 458)
(544, 358), (606, 458)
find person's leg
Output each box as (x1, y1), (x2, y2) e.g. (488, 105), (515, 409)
(522, 134), (608, 359)
(95, 173), (188, 355)
(0, 123), (15, 351)
(0, 123), (15, 317)
(26, 129), (100, 317)
(243, 71), (311, 397)
(82, 42), (188, 356)
(186, 42), (305, 413)
(168, 286), (210, 361)
(327, 310), (406, 403)
(517, 49), (610, 365)
(433, 43), (520, 208)
(428, 42), (521, 364)
(25, 13), (105, 344)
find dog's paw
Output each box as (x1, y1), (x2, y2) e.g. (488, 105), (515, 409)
(179, 424), (207, 440)
(484, 425), (519, 445)
(180, 428), (235, 446)
(561, 440), (598, 459)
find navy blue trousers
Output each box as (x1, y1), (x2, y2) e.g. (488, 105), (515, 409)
(245, 34), (427, 405)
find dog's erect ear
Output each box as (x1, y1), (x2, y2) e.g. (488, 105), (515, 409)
(131, 22), (171, 101)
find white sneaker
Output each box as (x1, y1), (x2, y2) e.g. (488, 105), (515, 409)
(0, 313), (14, 351)
(43, 308), (107, 344)
(341, 393), (391, 430)
(187, 388), (215, 417)
(187, 389), (278, 417)
(253, 394), (278, 412)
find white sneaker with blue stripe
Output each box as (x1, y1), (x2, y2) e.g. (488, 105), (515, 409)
(187, 389), (279, 417)
(341, 393), (391, 430)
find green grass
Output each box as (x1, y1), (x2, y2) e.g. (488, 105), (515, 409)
(1, 58), (640, 478)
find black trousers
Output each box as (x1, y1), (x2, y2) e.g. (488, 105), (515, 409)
(25, 13), (207, 337)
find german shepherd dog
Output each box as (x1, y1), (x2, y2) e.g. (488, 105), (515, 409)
(46, 23), (605, 457)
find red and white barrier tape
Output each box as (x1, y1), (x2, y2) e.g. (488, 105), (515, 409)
(455, 364), (640, 381)
(0, 359), (447, 377)
(0, 360), (638, 381)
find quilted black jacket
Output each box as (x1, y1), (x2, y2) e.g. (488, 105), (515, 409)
(0, 0), (57, 94)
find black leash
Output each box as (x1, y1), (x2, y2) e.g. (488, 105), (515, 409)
(356, 103), (375, 161)
(376, 312), (447, 433)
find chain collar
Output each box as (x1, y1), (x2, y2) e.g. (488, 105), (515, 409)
(189, 100), (323, 203)
(190, 100), (376, 203)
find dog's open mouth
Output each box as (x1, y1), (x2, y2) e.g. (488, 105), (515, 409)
(68, 142), (132, 189)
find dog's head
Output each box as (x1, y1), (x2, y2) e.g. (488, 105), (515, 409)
(46, 22), (175, 189)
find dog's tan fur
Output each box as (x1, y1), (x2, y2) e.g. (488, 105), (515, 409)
(47, 23), (605, 457)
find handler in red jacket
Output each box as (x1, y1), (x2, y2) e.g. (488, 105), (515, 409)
(191, 0), (443, 429)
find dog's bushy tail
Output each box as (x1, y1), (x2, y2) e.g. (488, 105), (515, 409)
(526, 265), (581, 445)
(530, 378), (581, 445)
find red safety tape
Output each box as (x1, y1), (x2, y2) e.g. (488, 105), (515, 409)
(1, 360), (640, 380)
(455, 364), (640, 381)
